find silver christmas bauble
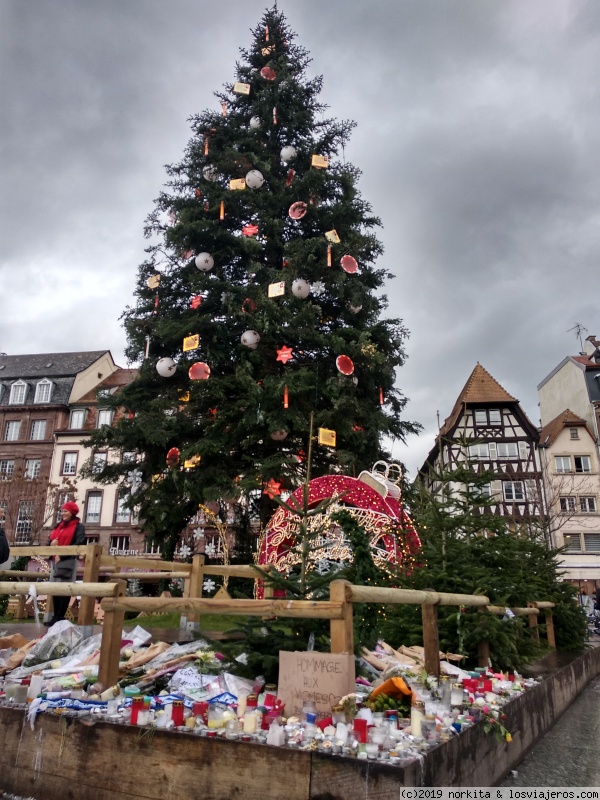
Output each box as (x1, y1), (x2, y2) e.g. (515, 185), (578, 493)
(195, 252), (214, 271)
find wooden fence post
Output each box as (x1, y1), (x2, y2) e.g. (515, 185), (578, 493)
(183, 555), (205, 635)
(477, 640), (490, 668)
(422, 592), (440, 678)
(78, 543), (103, 627)
(98, 580), (126, 690)
(545, 610), (556, 649)
(527, 602), (540, 642)
(329, 580), (354, 654)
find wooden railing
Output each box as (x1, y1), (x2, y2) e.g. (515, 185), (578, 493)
(0, 547), (556, 689)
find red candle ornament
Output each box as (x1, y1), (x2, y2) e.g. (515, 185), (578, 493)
(283, 385), (289, 408)
(219, 201), (225, 220)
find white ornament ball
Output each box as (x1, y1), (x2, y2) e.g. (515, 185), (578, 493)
(270, 430), (288, 441)
(156, 357), (176, 378)
(202, 165), (218, 181)
(348, 303), (363, 314)
(249, 116), (262, 130)
(245, 169), (264, 189)
(291, 278), (311, 299)
(195, 252), (214, 271)
(280, 145), (297, 163)
(241, 330), (261, 349)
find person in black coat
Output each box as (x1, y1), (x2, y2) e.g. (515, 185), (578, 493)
(0, 507), (9, 566)
(46, 501), (86, 626)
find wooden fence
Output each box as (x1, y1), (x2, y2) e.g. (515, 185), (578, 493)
(0, 547), (555, 690)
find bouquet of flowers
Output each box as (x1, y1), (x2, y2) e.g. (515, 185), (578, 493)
(481, 705), (512, 742)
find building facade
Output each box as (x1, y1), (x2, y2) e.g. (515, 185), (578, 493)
(49, 366), (145, 555)
(420, 363), (545, 534)
(0, 351), (143, 551)
(538, 409), (600, 591)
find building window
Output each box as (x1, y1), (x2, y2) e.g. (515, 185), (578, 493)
(468, 442), (489, 460)
(497, 442), (518, 459)
(69, 409), (86, 429)
(469, 482), (491, 499)
(34, 379), (52, 403)
(84, 533), (100, 545)
(474, 409), (501, 426)
(0, 459), (15, 479)
(4, 421), (20, 441)
(574, 456), (591, 473)
(563, 534), (581, 552)
(30, 420), (47, 440)
(61, 452), (78, 476)
(55, 491), (76, 523)
(144, 539), (161, 555)
(580, 497), (597, 513)
(110, 534), (131, 554)
(92, 452), (108, 475)
(9, 381), (27, 405)
(503, 481), (525, 501)
(559, 496), (576, 513)
(554, 456), (571, 473)
(85, 492), (103, 524)
(24, 459), (41, 480)
(115, 491), (131, 523)
(583, 533), (600, 553)
(97, 388), (111, 400)
(570, 428), (580, 440)
(15, 500), (34, 543)
(97, 408), (113, 427)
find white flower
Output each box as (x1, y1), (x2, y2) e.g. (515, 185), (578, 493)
(203, 579), (216, 593)
(178, 545), (192, 558)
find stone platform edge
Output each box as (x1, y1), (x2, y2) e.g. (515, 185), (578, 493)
(1, 645), (599, 799)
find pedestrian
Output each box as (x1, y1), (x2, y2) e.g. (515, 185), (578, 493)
(46, 501), (85, 626)
(595, 586), (600, 613)
(0, 507), (9, 566)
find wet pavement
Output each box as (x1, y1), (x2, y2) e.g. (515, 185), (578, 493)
(500, 673), (600, 787)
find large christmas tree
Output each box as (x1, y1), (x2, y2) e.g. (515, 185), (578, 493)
(90, 7), (416, 550)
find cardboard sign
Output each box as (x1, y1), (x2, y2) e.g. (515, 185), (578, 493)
(183, 334), (200, 352)
(278, 651), (355, 719)
(229, 178), (246, 190)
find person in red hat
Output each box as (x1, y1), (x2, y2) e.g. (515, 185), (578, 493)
(46, 501), (86, 626)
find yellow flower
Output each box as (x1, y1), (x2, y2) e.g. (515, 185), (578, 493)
(505, 733), (512, 743)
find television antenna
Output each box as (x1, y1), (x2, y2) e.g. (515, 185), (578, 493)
(567, 323), (588, 352)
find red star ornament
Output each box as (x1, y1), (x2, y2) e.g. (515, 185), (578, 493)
(242, 224), (259, 237)
(276, 346), (293, 364)
(263, 479), (282, 499)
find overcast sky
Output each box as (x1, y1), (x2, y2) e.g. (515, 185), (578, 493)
(1, 0), (597, 478)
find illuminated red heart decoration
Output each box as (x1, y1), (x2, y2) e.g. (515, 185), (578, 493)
(261, 66), (276, 80)
(166, 447), (180, 467)
(340, 255), (358, 274)
(288, 202), (307, 220)
(189, 362), (211, 380)
(336, 355), (355, 375)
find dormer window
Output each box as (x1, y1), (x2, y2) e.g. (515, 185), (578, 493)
(9, 381), (27, 405)
(34, 378), (52, 404)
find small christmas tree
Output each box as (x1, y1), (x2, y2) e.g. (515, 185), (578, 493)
(89, 7), (416, 545)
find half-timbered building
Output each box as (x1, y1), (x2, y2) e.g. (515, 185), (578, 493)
(419, 363), (545, 535)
